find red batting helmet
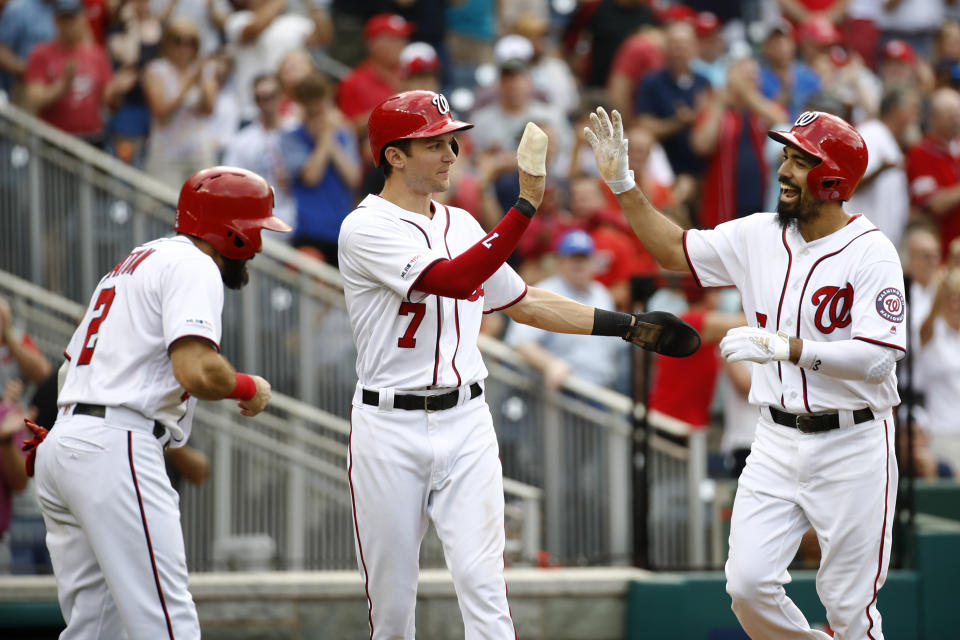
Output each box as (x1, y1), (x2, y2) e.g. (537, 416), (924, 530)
(368, 90), (473, 167)
(767, 111), (868, 201)
(175, 166), (292, 260)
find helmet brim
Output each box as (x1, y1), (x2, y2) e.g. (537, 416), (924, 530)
(767, 130), (822, 164)
(260, 216), (292, 233)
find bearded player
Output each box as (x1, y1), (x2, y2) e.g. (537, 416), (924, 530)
(339, 91), (701, 638)
(26, 167), (288, 639)
(586, 107), (904, 638)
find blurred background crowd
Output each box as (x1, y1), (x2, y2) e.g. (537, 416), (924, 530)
(3, 0), (960, 573)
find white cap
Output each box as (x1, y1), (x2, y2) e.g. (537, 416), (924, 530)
(494, 34), (534, 70)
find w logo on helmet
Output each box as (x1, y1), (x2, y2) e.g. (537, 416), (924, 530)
(794, 111), (820, 127)
(432, 93), (450, 115)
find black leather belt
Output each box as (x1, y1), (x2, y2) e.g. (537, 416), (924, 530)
(362, 383), (482, 412)
(74, 403), (167, 441)
(769, 406), (874, 434)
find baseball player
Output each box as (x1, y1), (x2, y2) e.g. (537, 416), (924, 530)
(339, 90), (700, 639)
(23, 167), (289, 639)
(586, 108), (904, 639)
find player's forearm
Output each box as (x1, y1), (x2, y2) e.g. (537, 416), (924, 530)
(414, 201), (537, 299)
(614, 187), (688, 271)
(170, 339), (240, 400)
(794, 337), (901, 383)
(503, 286), (596, 334)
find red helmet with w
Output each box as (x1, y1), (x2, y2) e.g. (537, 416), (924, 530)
(767, 111), (868, 201)
(368, 91), (473, 167)
(175, 167), (291, 260)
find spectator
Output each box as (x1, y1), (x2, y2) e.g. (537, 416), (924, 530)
(398, 41), (441, 93)
(647, 288), (745, 430)
(917, 268), (960, 470)
(758, 19), (822, 121)
(691, 55), (788, 228)
(844, 88), (919, 248)
(0, 296), (52, 388)
(142, 17), (221, 188)
(337, 13), (411, 131)
(444, 0), (497, 87)
(878, 38), (930, 93)
(0, 382), (31, 574)
(470, 39), (572, 210)
(898, 222), (942, 412)
(152, 0), (233, 56)
(225, 0), (332, 125)
(606, 26), (665, 116)
(23, 0), (137, 145)
(223, 73), (297, 233)
(876, 0), (945, 59)
(512, 12), (579, 116)
(795, 16), (842, 69)
(280, 73), (361, 266)
(505, 230), (627, 391)
(634, 20), (712, 199)
(897, 418), (955, 479)
(690, 12), (729, 89)
(720, 358), (758, 478)
(933, 21), (960, 87)
(105, 0), (166, 166)
(776, 0), (849, 26)
(907, 87), (960, 256)
(580, 0), (658, 89)
(844, 0), (884, 69)
(0, 0), (57, 98)
(276, 47), (316, 127)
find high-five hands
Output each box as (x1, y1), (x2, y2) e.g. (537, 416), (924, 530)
(583, 107), (635, 194)
(719, 326), (791, 364)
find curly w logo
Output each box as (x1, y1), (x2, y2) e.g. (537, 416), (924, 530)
(812, 283), (854, 334)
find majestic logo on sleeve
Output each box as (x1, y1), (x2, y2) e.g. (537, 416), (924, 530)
(876, 287), (905, 322)
(812, 283), (853, 333)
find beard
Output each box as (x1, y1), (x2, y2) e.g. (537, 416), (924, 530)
(776, 182), (821, 230)
(221, 257), (251, 290)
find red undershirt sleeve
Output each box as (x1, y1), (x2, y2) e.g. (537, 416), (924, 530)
(411, 203), (535, 299)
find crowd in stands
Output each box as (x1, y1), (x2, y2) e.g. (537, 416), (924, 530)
(3, 0), (960, 536)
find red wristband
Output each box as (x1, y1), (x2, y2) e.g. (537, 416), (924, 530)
(228, 373), (257, 401)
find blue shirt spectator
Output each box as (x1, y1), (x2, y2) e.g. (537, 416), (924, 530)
(280, 125), (359, 265)
(0, 0), (56, 92)
(760, 62), (821, 121)
(634, 68), (712, 176)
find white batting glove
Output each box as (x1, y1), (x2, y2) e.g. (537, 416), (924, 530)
(583, 107), (635, 194)
(719, 326), (791, 364)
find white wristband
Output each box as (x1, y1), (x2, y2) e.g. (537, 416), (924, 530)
(606, 170), (635, 195)
(772, 331), (791, 361)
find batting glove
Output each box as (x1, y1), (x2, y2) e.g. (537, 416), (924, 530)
(21, 418), (48, 478)
(719, 326), (791, 364)
(584, 107), (635, 194)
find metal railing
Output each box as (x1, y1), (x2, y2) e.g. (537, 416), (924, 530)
(0, 98), (710, 570)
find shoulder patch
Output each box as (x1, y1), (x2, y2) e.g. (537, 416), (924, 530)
(875, 287), (905, 322)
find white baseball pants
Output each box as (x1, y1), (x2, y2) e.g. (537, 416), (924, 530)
(348, 390), (515, 639)
(34, 414), (200, 639)
(725, 412), (897, 639)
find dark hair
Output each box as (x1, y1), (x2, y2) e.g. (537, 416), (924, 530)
(252, 72), (277, 93)
(879, 88), (912, 118)
(293, 73), (332, 103)
(381, 139), (413, 177)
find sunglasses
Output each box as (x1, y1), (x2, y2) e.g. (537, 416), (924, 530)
(171, 36), (199, 47)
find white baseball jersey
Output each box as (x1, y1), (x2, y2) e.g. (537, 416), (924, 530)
(685, 212), (906, 413)
(338, 194), (527, 390)
(59, 235), (224, 444)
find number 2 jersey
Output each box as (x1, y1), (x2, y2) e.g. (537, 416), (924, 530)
(338, 195), (528, 391)
(59, 236), (224, 445)
(683, 212), (906, 413)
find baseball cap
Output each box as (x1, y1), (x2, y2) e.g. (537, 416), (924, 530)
(363, 14), (414, 41)
(494, 34), (534, 72)
(658, 3), (697, 25)
(882, 39), (916, 64)
(755, 18), (793, 42)
(695, 12), (721, 37)
(55, 0), (84, 15)
(799, 17), (841, 47)
(555, 230), (594, 256)
(400, 42), (439, 77)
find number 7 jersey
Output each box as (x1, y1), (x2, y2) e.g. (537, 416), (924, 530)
(59, 236), (224, 444)
(338, 195), (527, 390)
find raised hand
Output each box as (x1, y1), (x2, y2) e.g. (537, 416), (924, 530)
(583, 107), (635, 194)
